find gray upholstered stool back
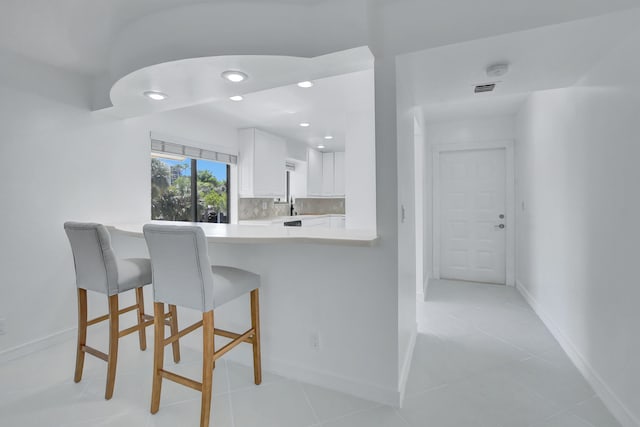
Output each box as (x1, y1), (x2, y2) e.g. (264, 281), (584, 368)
(143, 224), (214, 312)
(64, 222), (118, 295)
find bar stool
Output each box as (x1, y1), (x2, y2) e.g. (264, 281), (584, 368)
(64, 222), (180, 399)
(143, 224), (262, 427)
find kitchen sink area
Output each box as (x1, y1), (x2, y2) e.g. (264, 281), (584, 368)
(239, 213), (346, 228)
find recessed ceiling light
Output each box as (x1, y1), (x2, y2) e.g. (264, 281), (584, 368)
(299, 122), (310, 127)
(324, 135), (333, 140)
(229, 95), (244, 101)
(317, 145), (325, 149)
(297, 81), (314, 88)
(221, 70), (248, 83)
(143, 90), (167, 101)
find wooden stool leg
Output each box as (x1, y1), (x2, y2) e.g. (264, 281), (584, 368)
(250, 289), (262, 385)
(135, 288), (147, 351)
(74, 289), (88, 383)
(201, 310), (215, 427)
(105, 294), (119, 400)
(169, 304), (181, 363)
(151, 302), (165, 414)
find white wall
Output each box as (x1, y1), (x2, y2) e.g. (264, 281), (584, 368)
(0, 51), (238, 357)
(392, 59), (418, 400)
(423, 115), (517, 292)
(413, 114), (425, 297)
(345, 87), (377, 230)
(515, 27), (640, 427)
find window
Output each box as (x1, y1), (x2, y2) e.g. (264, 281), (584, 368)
(150, 137), (235, 223)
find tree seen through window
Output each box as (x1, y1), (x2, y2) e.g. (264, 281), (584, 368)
(151, 156), (229, 223)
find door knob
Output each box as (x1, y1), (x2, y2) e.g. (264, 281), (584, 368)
(494, 224), (505, 229)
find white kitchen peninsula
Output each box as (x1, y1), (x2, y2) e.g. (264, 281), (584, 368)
(106, 220), (395, 406)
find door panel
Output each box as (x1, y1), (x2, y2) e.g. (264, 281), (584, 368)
(439, 148), (506, 284)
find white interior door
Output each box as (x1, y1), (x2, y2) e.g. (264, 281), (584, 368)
(438, 148), (506, 284)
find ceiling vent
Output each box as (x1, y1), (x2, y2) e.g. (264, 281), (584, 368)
(474, 83), (496, 93)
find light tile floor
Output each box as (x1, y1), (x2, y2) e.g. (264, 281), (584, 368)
(0, 280), (622, 426)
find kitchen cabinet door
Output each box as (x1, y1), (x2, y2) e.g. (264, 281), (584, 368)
(307, 148), (323, 196)
(333, 151), (345, 196)
(254, 130), (286, 197)
(322, 152), (334, 196)
(238, 129), (255, 197)
(238, 128), (286, 198)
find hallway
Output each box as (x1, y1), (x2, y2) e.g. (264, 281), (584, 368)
(401, 280), (621, 427)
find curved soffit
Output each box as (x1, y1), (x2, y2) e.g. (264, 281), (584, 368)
(105, 47), (373, 117)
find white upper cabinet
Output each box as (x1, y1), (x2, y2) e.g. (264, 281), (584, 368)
(238, 128), (286, 198)
(333, 151), (345, 196)
(322, 152), (335, 196)
(290, 160), (308, 198)
(307, 148), (345, 197)
(307, 148), (323, 196)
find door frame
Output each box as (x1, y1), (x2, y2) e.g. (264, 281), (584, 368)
(432, 140), (515, 286)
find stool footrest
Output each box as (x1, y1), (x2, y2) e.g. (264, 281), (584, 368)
(119, 318), (154, 338)
(87, 303), (140, 326)
(214, 328), (255, 344)
(159, 369), (202, 392)
(81, 345), (108, 362)
(214, 328), (255, 361)
(164, 320), (203, 346)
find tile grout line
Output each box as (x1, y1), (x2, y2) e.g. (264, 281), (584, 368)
(393, 407), (413, 426)
(300, 384), (322, 426)
(222, 360), (237, 427)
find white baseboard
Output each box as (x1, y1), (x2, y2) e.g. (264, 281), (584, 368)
(398, 322), (417, 407)
(0, 327), (76, 364)
(516, 280), (640, 427)
(225, 350), (402, 406)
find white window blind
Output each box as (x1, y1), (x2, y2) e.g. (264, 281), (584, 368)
(151, 138), (237, 165)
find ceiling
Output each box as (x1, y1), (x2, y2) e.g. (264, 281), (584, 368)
(105, 46), (373, 152)
(3, 0), (640, 133)
(0, 0), (324, 74)
(398, 8), (640, 121)
(1, 0), (639, 75)
(182, 69), (374, 152)
(371, 0), (640, 57)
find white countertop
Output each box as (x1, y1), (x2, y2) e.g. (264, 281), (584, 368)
(108, 220), (377, 246)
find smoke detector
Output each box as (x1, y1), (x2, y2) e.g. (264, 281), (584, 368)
(486, 63), (509, 78)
